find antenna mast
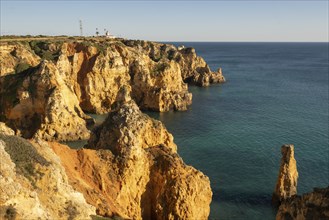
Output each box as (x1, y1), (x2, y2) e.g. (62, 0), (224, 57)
(79, 20), (83, 36)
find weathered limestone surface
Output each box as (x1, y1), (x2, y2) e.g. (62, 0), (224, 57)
(123, 40), (225, 86)
(0, 134), (96, 219)
(65, 99), (212, 220)
(0, 61), (91, 141)
(276, 186), (329, 220)
(0, 122), (15, 135)
(273, 144), (299, 205)
(55, 41), (193, 113)
(1, 39), (223, 140)
(0, 43), (40, 76)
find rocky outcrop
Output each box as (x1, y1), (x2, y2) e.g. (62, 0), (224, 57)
(0, 122), (15, 135)
(88, 95), (177, 153)
(130, 58), (192, 111)
(276, 186), (329, 220)
(0, 38), (225, 140)
(123, 40), (225, 86)
(62, 99), (212, 219)
(56, 41), (192, 113)
(0, 134), (96, 219)
(0, 61), (91, 141)
(0, 42), (40, 76)
(273, 144), (299, 205)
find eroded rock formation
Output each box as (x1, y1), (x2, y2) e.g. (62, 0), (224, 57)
(0, 61), (91, 141)
(1, 39), (223, 140)
(273, 144), (299, 205)
(55, 41), (193, 113)
(0, 134), (96, 219)
(60, 99), (212, 219)
(123, 40), (225, 86)
(0, 122), (15, 136)
(0, 43), (40, 76)
(276, 186), (329, 220)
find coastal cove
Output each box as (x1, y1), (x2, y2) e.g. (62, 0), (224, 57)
(64, 42), (329, 219)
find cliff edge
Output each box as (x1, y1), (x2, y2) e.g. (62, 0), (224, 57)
(0, 38), (224, 141)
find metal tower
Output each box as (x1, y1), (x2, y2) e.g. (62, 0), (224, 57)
(79, 20), (83, 36)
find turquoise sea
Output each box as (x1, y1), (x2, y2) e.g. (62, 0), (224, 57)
(149, 42), (329, 219)
(66, 42), (328, 219)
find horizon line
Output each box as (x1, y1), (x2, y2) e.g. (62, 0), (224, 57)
(0, 34), (328, 43)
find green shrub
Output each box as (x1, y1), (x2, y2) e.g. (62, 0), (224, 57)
(151, 62), (170, 76)
(0, 65), (38, 109)
(15, 63), (31, 73)
(65, 201), (80, 220)
(0, 134), (50, 179)
(29, 40), (60, 61)
(4, 205), (17, 220)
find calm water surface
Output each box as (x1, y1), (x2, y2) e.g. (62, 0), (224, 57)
(149, 42), (329, 219)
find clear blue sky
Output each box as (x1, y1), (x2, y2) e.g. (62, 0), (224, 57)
(1, 0), (328, 42)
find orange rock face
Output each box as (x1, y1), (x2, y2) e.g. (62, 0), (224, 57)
(0, 135), (96, 219)
(50, 142), (126, 217)
(51, 100), (212, 220)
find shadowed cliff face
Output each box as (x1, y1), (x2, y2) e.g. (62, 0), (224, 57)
(276, 187), (329, 220)
(0, 61), (91, 141)
(0, 43), (41, 76)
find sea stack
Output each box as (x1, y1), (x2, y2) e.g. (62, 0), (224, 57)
(272, 144), (298, 205)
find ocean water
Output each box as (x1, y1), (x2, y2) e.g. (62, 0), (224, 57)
(147, 42), (329, 219)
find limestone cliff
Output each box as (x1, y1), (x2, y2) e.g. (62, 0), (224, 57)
(0, 60), (91, 141)
(0, 38), (225, 140)
(55, 41), (192, 113)
(273, 144), (299, 205)
(0, 38), (216, 219)
(1, 38), (224, 112)
(123, 40), (225, 86)
(65, 99), (212, 219)
(276, 186), (329, 220)
(0, 42), (40, 76)
(0, 134), (96, 219)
